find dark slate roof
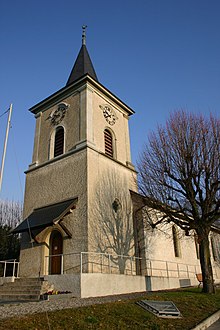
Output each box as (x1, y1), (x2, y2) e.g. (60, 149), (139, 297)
(66, 44), (98, 86)
(12, 198), (77, 234)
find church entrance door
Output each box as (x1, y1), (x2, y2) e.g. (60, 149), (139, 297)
(50, 231), (63, 274)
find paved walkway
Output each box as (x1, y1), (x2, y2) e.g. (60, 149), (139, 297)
(208, 318), (220, 329)
(0, 291), (147, 319)
(192, 310), (220, 330)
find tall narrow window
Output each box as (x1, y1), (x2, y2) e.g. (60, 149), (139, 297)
(54, 127), (64, 157)
(172, 225), (181, 258)
(104, 129), (113, 158)
(194, 234), (200, 259)
(211, 236), (218, 261)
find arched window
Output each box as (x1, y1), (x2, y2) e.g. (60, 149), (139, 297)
(172, 225), (181, 258)
(54, 127), (64, 157)
(104, 129), (113, 158)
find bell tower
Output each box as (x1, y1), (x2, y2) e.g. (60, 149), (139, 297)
(14, 28), (137, 278)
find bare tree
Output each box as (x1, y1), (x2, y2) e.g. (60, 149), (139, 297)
(138, 110), (220, 293)
(91, 171), (134, 274)
(0, 200), (22, 261)
(0, 200), (22, 228)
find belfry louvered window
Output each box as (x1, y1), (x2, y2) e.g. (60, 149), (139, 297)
(54, 127), (64, 157)
(104, 129), (113, 158)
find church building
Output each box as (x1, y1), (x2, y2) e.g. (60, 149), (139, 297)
(13, 28), (220, 297)
(13, 28), (141, 297)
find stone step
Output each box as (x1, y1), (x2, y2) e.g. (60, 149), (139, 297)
(0, 277), (48, 302)
(0, 286), (42, 293)
(1, 283), (42, 289)
(14, 278), (44, 284)
(0, 288), (40, 294)
(0, 282), (41, 287)
(15, 277), (44, 281)
(0, 293), (40, 301)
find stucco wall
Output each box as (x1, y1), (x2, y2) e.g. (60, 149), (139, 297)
(141, 214), (220, 282)
(45, 274), (81, 297)
(82, 81), (137, 269)
(81, 273), (146, 298)
(145, 276), (198, 291)
(87, 148), (137, 264)
(43, 273), (146, 298)
(142, 221), (201, 278)
(24, 149), (87, 216)
(20, 149), (88, 277)
(144, 224), (200, 265)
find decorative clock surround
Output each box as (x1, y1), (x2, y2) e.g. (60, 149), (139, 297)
(50, 103), (69, 126)
(100, 104), (118, 125)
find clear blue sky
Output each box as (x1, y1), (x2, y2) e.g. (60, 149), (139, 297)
(0, 0), (219, 202)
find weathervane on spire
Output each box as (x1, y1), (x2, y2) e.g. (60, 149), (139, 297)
(82, 25), (87, 45)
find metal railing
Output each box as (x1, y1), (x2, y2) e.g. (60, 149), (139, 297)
(0, 252), (217, 282)
(44, 251), (204, 279)
(45, 251), (139, 276)
(143, 258), (201, 279)
(0, 259), (19, 278)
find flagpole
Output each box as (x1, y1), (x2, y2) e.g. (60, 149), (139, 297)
(0, 104), (13, 193)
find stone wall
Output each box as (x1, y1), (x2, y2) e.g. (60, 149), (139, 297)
(45, 273), (146, 298)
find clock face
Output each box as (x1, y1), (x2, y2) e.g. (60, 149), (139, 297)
(51, 104), (68, 125)
(100, 104), (117, 125)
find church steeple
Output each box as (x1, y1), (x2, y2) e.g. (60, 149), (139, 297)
(66, 26), (98, 86)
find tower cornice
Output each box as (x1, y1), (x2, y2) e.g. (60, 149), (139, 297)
(29, 74), (135, 116)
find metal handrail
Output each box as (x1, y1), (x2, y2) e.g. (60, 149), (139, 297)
(0, 259), (19, 278)
(44, 251), (203, 278)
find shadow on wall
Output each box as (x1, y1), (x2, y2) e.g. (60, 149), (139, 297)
(90, 169), (135, 274)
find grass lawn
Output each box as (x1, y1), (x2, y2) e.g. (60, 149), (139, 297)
(0, 288), (220, 329)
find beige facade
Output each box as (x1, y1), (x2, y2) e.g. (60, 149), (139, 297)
(19, 73), (137, 278)
(132, 196), (220, 290)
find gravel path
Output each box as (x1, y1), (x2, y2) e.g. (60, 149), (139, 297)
(0, 292), (147, 319)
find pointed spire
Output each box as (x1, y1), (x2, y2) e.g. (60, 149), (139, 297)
(66, 26), (98, 86)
